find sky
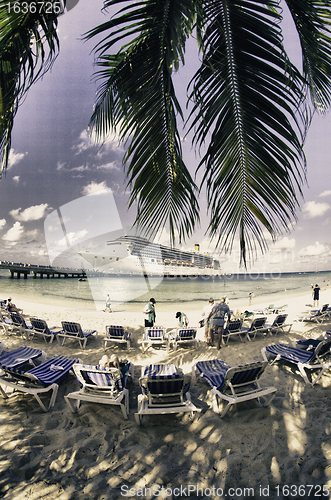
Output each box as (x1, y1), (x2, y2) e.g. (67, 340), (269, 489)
(0, 0), (331, 275)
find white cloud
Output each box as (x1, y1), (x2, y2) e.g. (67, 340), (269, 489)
(7, 149), (27, 169)
(0, 219), (6, 230)
(273, 237), (296, 250)
(10, 204), (50, 222)
(13, 176), (20, 183)
(56, 230), (89, 247)
(96, 162), (119, 171)
(319, 190), (331, 198)
(56, 161), (66, 171)
(298, 241), (328, 257)
(72, 164), (90, 172)
(3, 222), (24, 242)
(302, 201), (330, 218)
(81, 181), (109, 196)
(74, 128), (124, 156)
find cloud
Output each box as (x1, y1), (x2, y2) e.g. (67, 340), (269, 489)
(56, 161), (66, 171)
(13, 176), (20, 183)
(10, 204), (50, 222)
(81, 181), (109, 195)
(3, 222), (24, 242)
(56, 230), (89, 247)
(273, 237), (296, 250)
(74, 128), (124, 156)
(7, 149), (27, 169)
(319, 190), (331, 198)
(298, 241), (329, 257)
(0, 219), (6, 230)
(302, 201), (330, 219)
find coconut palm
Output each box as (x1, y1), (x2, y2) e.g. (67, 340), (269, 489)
(1, 0), (331, 264)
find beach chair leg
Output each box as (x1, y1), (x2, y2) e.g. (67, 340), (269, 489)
(134, 413), (141, 425)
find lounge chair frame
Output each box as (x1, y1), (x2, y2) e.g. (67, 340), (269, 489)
(261, 337), (331, 386)
(57, 321), (97, 348)
(135, 364), (200, 425)
(193, 359), (277, 418)
(65, 364), (130, 418)
(140, 327), (169, 353)
(0, 355), (79, 411)
(103, 325), (131, 351)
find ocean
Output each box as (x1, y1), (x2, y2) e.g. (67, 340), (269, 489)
(0, 269), (330, 311)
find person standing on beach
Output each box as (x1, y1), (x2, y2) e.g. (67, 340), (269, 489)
(143, 298), (156, 327)
(207, 296), (231, 350)
(312, 284), (320, 307)
(104, 294), (112, 312)
(249, 292), (254, 305)
(201, 297), (214, 343)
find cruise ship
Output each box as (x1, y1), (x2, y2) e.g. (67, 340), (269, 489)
(80, 235), (221, 277)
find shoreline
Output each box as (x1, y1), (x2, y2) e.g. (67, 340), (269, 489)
(1, 287), (331, 498)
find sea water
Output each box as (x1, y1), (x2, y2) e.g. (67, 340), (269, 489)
(0, 269), (330, 311)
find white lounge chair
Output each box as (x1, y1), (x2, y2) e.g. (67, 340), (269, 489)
(193, 359), (277, 417)
(0, 355), (80, 411)
(134, 364), (201, 425)
(65, 362), (132, 419)
(104, 325), (131, 350)
(169, 327), (198, 351)
(57, 321), (97, 348)
(261, 336), (331, 385)
(140, 327), (169, 353)
(29, 318), (62, 344)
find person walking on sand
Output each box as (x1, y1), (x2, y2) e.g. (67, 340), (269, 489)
(312, 284), (321, 308)
(143, 298), (156, 327)
(207, 296), (231, 350)
(201, 297), (214, 343)
(104, 294), (112, 312)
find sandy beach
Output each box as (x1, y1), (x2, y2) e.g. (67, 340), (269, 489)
(1, 288), (331, 499)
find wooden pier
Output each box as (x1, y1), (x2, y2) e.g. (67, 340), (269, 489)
(0, 263), (87, 279)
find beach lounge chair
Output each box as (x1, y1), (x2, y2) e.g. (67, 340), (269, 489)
(4, 313), (33, 339)
(239, 316), (268, 341)
(29, 318), (62, 344)
(103, 325), (131, 351)
(0, 342), (3, 355)
(293, 331), (331, 350)
(297, 303), (329, 323)
(169, 327), (198, 351)
(0, 355), (79, 411)
(261, 336), (331, 385)
(57, 321), (97, 348)
(0, 346), (46, 373)
(193, 359), (277, 418)
(264, 314), (292, 336)
(65, 361), (132, 418)
(135, 364), (200, 425)
(222, 318), (244, 344)
(140, 327), (169, 353)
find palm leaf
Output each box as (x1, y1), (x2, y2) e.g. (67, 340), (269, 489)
(188, 0), (308, 265)
(0, 0), (64, 177)
(86, 0), (201, 244)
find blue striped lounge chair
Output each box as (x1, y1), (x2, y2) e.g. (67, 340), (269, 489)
(0, 342), (3, 355)
(261, 336), (331, 385)
(170, 327), (198, 351)
(4, 313), (33, 339)
(222, 318), (244, 345)
(29, 318), (62, 344)
(264, 314), (292, 337)
(0, 355), (79, 411)
(65, 362), (132, 419)
(293, 331), (331, 350)
(193, 359), (277, 418)
(103, 325), (131, 350)
(57, 321), (97, 348)
(134, 363), (201, 425)
(0, 346), (46, 372)
(140, 327), (169, 353)
(297, 303), (329, 323)
(240, 316), (268, 341)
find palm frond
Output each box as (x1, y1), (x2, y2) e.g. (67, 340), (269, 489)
(285, 0), (331, 112)
(87, 0), (201, 244)
(0, 0), (63, 176)
(188, 0), (307, 265)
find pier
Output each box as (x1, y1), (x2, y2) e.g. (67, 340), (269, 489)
(0, 263), (87, 279)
